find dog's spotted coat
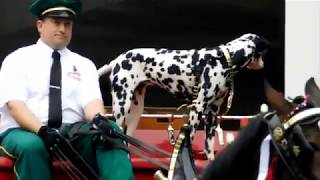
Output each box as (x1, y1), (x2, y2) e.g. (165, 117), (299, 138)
(99, 33), (269, 159)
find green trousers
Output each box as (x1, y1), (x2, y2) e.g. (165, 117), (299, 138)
(0, 121), (135, 180)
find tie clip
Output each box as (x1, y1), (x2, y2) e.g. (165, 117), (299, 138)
(50, 85), (61, 89)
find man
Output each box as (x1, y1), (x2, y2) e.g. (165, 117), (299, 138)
(0, 0), (134, 179)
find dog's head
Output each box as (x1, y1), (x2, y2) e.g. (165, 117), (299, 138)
(224, 33), (270, 70)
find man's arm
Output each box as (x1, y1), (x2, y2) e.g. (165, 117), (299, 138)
(83, 99), (105, 121)
(7, 100), (43, 133)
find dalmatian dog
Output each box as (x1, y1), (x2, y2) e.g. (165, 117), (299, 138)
(98, 33), (269, 160)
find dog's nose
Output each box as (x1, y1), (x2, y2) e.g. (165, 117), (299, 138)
(253, 36), (270, 53)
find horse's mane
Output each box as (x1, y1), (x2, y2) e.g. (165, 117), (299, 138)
(200, 114), (269, 179)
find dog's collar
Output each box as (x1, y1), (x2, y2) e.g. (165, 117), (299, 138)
(218, 46), (236, 116)
(219, 46), (233, 68)
(220, 46), (248, 74)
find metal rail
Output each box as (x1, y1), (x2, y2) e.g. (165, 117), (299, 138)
(104, 113), (257, 120)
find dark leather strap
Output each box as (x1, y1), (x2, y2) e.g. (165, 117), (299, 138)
(48, 50), (62, 128)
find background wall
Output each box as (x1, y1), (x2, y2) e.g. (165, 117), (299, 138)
(0, 0), (284, 115)
(285, 0), (320, 98)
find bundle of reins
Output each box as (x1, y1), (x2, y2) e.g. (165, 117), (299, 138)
(48, 121), (198, 180)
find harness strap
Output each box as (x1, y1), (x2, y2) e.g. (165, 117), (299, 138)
(168, 125), (197, 180)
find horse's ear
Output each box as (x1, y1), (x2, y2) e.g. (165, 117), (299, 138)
(305, 77), (320, 107)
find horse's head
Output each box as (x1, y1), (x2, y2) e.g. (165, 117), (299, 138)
(269, 97), (320, 180)
(224, 33), (270, 71)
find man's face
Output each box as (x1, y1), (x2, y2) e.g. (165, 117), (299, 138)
(36, 16), (73, 50)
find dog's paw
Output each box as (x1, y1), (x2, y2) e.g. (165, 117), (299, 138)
(207, 153), (215, 161)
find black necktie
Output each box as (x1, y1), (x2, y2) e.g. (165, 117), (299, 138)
(48, 50), (62, 128)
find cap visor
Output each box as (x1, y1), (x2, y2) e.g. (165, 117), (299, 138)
(44, 11), (74, 19)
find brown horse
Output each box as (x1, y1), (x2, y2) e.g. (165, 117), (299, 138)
(200, 78), (320, 180)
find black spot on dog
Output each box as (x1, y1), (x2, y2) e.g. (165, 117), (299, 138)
(176, 83), (183, 92)
(126, 52), (133, 58)
(233, 49), (247, 66)
(162, 78), (173, 86)
(203, 68), (211, 89)
(204, 54), (213, 61)
(157, 72), (162, 78)
(173, 56), (181, 62)
(216, 49), (229, 68)
(160, 68), (165, 72)
(120, 107), (125, 116)
(146, 73), (152, 78)
(113, 63), (120, 75)
(186, 72), (193, 76)
(159, 49), (168, 54)
(214, 84), (220, 95)
(146, 57), (155, 64)
(120, 78), (127, 85)
(168, 64), (181, 75)
(132, 53), (144, 62)
(181, 55), (188, 59)
(178, 80), (184, 86)
(122, 60), (132, 70)
(191, 52), (200, 66)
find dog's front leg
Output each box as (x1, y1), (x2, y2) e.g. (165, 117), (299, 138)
(188, 103), (203, 141)
(188, 101), (215, 160)
(204, 110), (217, 160)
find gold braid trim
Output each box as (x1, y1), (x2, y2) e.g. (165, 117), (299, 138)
(0, 146), (16, 158)
(167, 132), (185, 179)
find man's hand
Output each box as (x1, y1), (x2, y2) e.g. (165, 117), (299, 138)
(92, 113), (115, 136)
(37, 125), (62, 151)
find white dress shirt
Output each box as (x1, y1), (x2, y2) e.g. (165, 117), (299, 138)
(0, 39), (102, 133)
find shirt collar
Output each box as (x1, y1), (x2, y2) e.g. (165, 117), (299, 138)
(36, 39), (69, 56)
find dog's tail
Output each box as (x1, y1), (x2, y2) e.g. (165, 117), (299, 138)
(98, 63), (113, 77)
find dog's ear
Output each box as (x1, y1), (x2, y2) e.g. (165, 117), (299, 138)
(253, 36), (271, 53)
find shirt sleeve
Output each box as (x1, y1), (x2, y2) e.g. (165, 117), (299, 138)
(77, 59), (103, 108)
(0, 52), (28, 107)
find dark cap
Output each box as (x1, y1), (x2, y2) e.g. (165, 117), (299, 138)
(29, 0), (82, 19)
